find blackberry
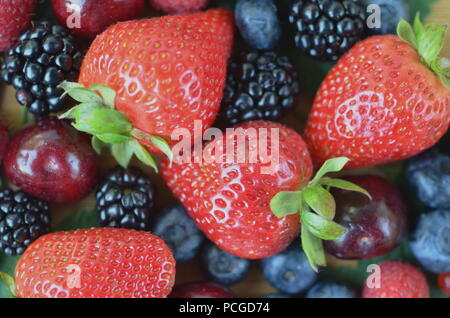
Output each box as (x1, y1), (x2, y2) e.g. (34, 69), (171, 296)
(221, 51), (300, 125)
(0, 189), (51, 256)
(96, 167), (156, 231)
(288, 0), (367, 61)
(0, 22), (83, 116)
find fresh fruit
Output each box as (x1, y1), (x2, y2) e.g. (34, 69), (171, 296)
(151, 205), (205, 263)
(51, 0), (146, 39)
(96, 166), (155, 230)
(324, 175), (407, 259)
(1, 21), (83, 116)
(406, 149), (450, 209)
(288, 0), (366, 61)
(14, 228), (176, 298)
(170, 282), (234, 298)
(0, 0), (36, 51)
(59, 9), (234, 168)
(235, 0), (281, 50)
(200, 241), (251, 286)
(220, 51), (300, 125)
(162, 120), (368, 269)
(0, 119), (10, 163)
(363, 0), (410, 35)
(362, 260), (429, 298)
(304, 17), (450, 169)
(148, 0), (208, 14)
(409, 209), (450, 274)
(263, 293), (290, 298)
(306, 281), (357, 298)
(438, 272), (450, 296)
(4, 118), (98, 203)
(260, 242), (317, 294)
(0, 189), (50, 256)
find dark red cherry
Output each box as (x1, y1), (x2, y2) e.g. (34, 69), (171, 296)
(51, 0), (146, 39)
(0, 120), (10, 163)
(324, 175), (407, 259)
(4, 118), (98, 203)
(170, 282), (234, 298)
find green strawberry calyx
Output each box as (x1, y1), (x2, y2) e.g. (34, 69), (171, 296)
(58, 82), (173, 172)
(0, 272), (16, 298)
(397, 14), (450, 89)
(270, 157), (371, 272)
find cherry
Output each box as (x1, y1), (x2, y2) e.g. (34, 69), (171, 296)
(324, 175), (407, 259)
(438, 272), (450, 296)
(0, 120), (10, 163)
(51, 0), (146, 39)
(4, 117), (98, 203)
(170, 282), (234, 298)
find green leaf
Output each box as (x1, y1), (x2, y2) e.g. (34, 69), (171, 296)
(148, 135), (173, 165)
(397, 18), (418, 48)
(74, 108), (132, 136)
(0, 273), (16, 297)
(58, 81), (83, 94)
(270, 191), (303, 218)
(96, 133), (133, 144)
(129, 140), (158, 172)
(64, 87), (104, 104)
(89, 84), (117, 108)
(111, 142), (134, 168)
(53, 209), (99, 231)
(302, 186), (336, 220)
(301, 210), (346, 240)
(310, 157), (350, 186)
(301, 224), (326, 272)
(91, 136), (106, 155)
(0, 255), (20, 298)
(319, 178), (372, 199)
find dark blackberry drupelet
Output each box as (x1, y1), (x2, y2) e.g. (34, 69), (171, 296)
(221, 51), (300, 125)
(0, 21), (83, 116)
(96, 167), (156, 231)
(288, 0), (367, 61)
(0, 189), (51, 256)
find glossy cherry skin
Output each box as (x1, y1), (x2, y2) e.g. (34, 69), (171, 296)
(4, 118), (98, 203)
(51, 0), (146, 39)
(438, 272), (450, 296)
(0, 120), (10, 163)
(324, 175), (407, 259)
(170, 282), (234, 298)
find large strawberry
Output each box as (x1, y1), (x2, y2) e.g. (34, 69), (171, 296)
(304, 17), (450, 169)
(0, 0), (36, 51)
(11, 228), (175, 298)
(59, 9), (234, 170)
(161, 120), (369, 270)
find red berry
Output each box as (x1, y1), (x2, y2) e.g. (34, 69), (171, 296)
(4, 118), (98, 203)
(362, 260), (430, 298)
(304, 22), (450, 169)
(161, 120), (313, 259)
(171, 282), (234, 298)
(149, 0), (208, 14)
(438, 272), (450, 296)
(324, 175), (407, 259)
(0, 0), (36, 51)
(15, 228), (176, 298)
(51, 0), (145, 39)
(0, 119), (9, 163)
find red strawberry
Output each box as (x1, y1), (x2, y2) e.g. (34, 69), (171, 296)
(14, 228), (176, 298)
(0, 0), (36, 51)
(362, 260), (429, 298)
(149, 0), (208, 14)
(161, 120), (369, 269)
(304, 17), (450, 169)
(59, 9), (234, 170)
(171, 282), (234, 298)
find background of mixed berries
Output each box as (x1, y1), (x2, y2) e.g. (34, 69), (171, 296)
(0, 0), (449, 298)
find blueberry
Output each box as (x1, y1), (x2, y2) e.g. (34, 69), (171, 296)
(151, 205), (204, 263)
(406, 149), (450, 209)
(363, 0), (410, 35)
(306, 281), (357, 298)
(260, 242), (317, 294)
(410, 209), (450, 274)
(235, 0), (282, 50)
(201, 241), (251, 286)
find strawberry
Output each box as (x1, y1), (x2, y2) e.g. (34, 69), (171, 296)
(0, 0), (36, 51)
(362, 260), (430, 298)
(161, 120), (369, 270)
(304, 17), (450, 169)
(13, 228), (176, 298)
(59, 9), (234, 171)
(149, 0), (208, 14)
